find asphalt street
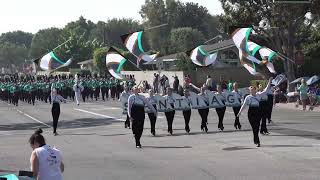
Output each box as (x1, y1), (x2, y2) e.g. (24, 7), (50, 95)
(0, 99), (320, 180)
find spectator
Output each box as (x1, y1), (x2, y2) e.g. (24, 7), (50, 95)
(29, 128), (64, 180)
(173, 76), (179, 93)
(297, 79), (308, 110)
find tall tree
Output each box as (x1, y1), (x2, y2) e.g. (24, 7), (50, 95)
(0, 31), (33, 48)
(140, 0), (220, 54)
(30, 28), (63, 58)
(0, 42), (29, 66)
(169, 27), (205, 53)
(219, 0), (320, 89)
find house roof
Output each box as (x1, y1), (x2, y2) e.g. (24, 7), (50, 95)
(155, 39), (236, 61)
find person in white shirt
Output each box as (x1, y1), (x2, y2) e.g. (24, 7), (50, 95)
(197, 87), (209, 133)
(232, 83), (242, 130)
(258, 83), (270, 135)
(182, 89), (192, 133)
(51, 89), (66, 136)
(215, 85), (226, 131)
(237, 77), (273, 147)
(128, 86), (156, 148)
(29, 128), (64, 180)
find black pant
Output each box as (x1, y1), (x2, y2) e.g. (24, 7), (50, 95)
(260, 101), (268, 133)
(165, 110), (175, 134)
(267, 95), (274, 121)
(183, 110), (191, 132)
(52, 103), (60, 133)
(248, 107), (261, 144)
(233, 106), (241, 126)
(216, 107), (226, 128)
(131, 105), (145, 146)
(125, 114), (130, 128)
(198, 108), (209, 129)
(101, 87), (107, 101)
(148, 112), (157, 134)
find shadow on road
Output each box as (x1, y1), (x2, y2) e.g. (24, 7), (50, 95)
(0, 118), (122, 131)
(223, 146), (255, 151)
(143, 145), (192, 149)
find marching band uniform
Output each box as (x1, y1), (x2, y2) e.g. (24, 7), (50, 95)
(164, 93), (176, 135)
(198, 92), (209, 133)
(259, 87), (269, 135)
(266, 88), (274, 123)
(51, 91), (66, 136)
(232, 89), (242, 130)
(238, 79), (272, 147)
(215, 91), (226, 131)
(73, 81), (84, 106)
(128, 93), (156, 148)
(182, 93), (192, 133)
(147, 94), (158, 136)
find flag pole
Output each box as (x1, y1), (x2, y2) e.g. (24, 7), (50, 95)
(145, 24), (168, 31)
(277, 53), (296, 64)
(52, 38), (72, 52)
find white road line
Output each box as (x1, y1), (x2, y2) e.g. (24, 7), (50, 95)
(16, 109), (51, 128)
(74, 108), (125, 122)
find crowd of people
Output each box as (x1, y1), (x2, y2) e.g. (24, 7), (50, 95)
(124, 75), (276, 148)
(0, 74), (137, 106)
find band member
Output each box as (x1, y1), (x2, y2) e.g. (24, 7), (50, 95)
(183, 89), (192, 133)
(147, 89), (157, 136)
(266, 87), (274, 123)
(128, 86), (156, 148)
(232, 83), (242, 130)
(73, 79), (84, 106)
(120, 86), (131, 129)
(237, 77), (273, 147)
(164, 88), (175, 135)
(51, 89), (66, 136)
(215, 85), (226, 131)
(258, 84), (269, 135)
(198, 87), (209, 133)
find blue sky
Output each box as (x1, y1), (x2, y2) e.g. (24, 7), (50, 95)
(0, 0), (224, 34)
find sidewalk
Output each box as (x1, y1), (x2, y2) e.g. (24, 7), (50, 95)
(275, 103), (320, 112)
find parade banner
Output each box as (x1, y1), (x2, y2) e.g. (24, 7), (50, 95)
(121, 92), (243, 114)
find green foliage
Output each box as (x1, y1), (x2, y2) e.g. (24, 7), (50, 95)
(0, 42), (29, 66)
(219, 0), (320, 87)
(0, 31), (33, 48)
(93, 47), (109, 73)
(169, 27), (205, 53)
(140, 0), (220, 54)
(175, 53), (196, 72)
(30, 28), (63, 58)
(250, 80), (268, 88)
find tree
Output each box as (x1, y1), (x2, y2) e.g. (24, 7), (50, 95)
(0, 31), (33, 48)
(93, 47), (108, 74)
(219, 0), (320, 90)
(140, 0), (220, 54)
(140, 0), (169, 53)
(169, 27), (205, 53)
(60, 17), (103, 67)
(0, 42), (29, 66)
(30, 28), (63, 58)
(104, 18), (142, 49)
(175, 53), (196, 72)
